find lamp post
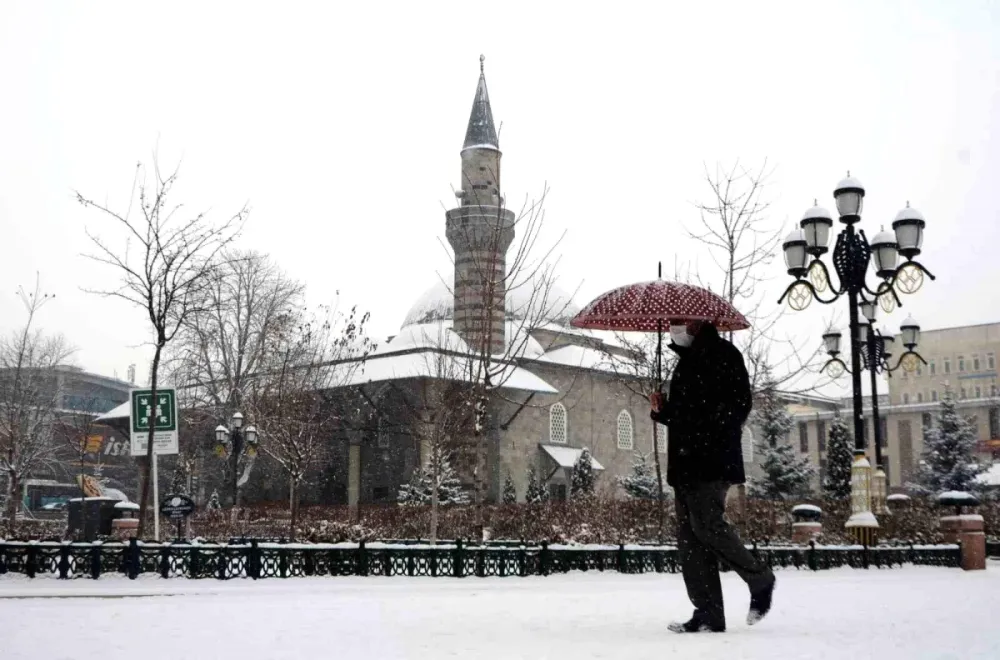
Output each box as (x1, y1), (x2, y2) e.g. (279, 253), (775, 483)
(215, 412), (258, 509)
(778, 174), (934, 543)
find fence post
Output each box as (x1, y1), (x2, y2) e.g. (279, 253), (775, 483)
(617, 543), (626, 574)
(250, 540), (260, 580)
(58, 544), (70, 579)
(90, 544), (101, 580)
(159, 545), (170, 579)
(126, 538), (139, 580)
(406, 549), (415, 577)
(862, 543), (870, 570)
(0, 542), (6, 576)
(217, 547), (228, 580)
(25, 544), (37, 579)
(304, 548), (316, 577)
(518, 544), (526, 577)
(357, 539), (368, 577)
(540, 541), (550, 577)
(189, 545), (201, 578)
(278, 546), (288, 578)
(453, 539), (465, 578)
(476, 546), (485, 578)
(808, 540), (817, 571)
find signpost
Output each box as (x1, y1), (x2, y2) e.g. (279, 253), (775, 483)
(160, 493), (196, 542)
(129, 389), (179, 541)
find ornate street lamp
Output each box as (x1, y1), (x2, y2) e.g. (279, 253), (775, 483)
(780, 173), (935, 543)
(215, 412), (259, 508)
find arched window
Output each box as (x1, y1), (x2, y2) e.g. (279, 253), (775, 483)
(550, 403), (568, 444)
(742, 426), (754, 463)
(616, 410), (634, 450)
(376, 415), (389, 448)
(653, 422), (668, 454)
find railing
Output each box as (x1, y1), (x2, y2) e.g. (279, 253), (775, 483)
(987, 540), (1000, 559)
(0, 539), (961, 580)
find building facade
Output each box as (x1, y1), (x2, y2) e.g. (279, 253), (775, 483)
(786, 322), (1000, 492)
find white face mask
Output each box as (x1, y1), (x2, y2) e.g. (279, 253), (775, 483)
(670, 324), (693, 347)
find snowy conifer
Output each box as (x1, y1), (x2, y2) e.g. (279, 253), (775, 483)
(617, 452), (661, 499)
(570, 448), (596, 498)
(207, 489), (222, 510)
(525, 467), (547, 504)
(823, 412), (853, 499)
(170, 462), (187, 495)
(502, 473), (517, 504)
(398, 450), (470, 506)
(911, 392), (984, 494)
(748, 377), (816, 500)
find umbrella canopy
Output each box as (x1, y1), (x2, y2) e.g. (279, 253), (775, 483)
(570, 280), (750, 333)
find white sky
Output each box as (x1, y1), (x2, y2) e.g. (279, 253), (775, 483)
(1, 0), (998, 398)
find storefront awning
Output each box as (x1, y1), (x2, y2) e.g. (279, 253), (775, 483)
(539, 444), (605, 471)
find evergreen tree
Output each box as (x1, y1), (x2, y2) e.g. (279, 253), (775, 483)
(748, 377), (816, 500)
(911, 392), (984, 494)
(207, 489), (222, 510)
(170, 461), (187, 495)
(398, 450), (470, 506)
(525, 467), (547, 504)
(618, 452), (664, 499)
(570, 448), (596, 498)
(823, 412), (853, 499)
(502, 473), (517, 504)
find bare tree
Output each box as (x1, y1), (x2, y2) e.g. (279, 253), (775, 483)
(166, 250), (303, 501)
(687, 160), (830, 393)
(0, 277), (73, 534)
(252, 303), (373, 537)
(77, 158), (245, 536)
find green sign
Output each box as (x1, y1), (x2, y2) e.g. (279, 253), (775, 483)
(131, 390), (177, 433)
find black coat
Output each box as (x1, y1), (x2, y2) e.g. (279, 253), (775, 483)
(651, 325), (753, 487)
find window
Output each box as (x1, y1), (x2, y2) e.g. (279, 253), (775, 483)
(654, 423), (668, 454)
(898, 420), (914, 480)
(989, 407), (999, 439)
(903, 393), (910, 404)
(945, 359), (951, 374)
(819, 459), (828, 486)
(989, 353), (996, 370)
(882, 462), (891, 486)
(975, 386), (982, 399)
(922, 412), (933, 432)
(879, 417), (889, 449)
(959, 356), (966, 372)
(974, 355), (981, 371)
(376, 417), (390, 449)
(930, 361), (936, 376)
(961, 388), (967, 400)
(917, 392), (924, 403)
(798, 422), (809, 453)
(373, 486), (390, 502)
(932, 390), (939, 402)
(741, 426), (754, 463)
(818, 420), (827, 452)
(616, 410), (634, 450)
(550, 403), (568, 444)
(549, 484), (567, 501)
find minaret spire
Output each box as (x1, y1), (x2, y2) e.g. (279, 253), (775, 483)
(463, 54), (499, 150)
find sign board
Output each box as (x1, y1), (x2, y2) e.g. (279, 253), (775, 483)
(129, 389), (179, 456)
(160, 493), (196, 520)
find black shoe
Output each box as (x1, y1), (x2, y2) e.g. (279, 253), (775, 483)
(747, 575), (776, 626)
(668, 617), (726, 634)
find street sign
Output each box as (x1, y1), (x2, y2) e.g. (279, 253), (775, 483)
(129, 389), (179, 456)
(160, 493), (196, 520)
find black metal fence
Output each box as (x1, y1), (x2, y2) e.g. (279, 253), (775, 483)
(0, 539), (962, 580)
(988, 540), (1000, 560)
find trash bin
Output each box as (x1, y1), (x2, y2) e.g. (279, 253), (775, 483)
(67, 497), (122, 541)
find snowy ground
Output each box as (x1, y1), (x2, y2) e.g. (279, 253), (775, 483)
(2, 566), (999, 659)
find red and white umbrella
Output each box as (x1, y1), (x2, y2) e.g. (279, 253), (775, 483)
(570, 264), (750, 384)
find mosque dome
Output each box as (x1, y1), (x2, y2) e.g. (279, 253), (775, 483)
(401, 279), (580, 329)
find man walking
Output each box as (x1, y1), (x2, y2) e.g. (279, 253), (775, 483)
(650, 319), (775, 633)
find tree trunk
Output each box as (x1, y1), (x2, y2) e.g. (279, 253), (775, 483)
(651, 427), (667, 543)
(4, 470), (19, 536)
(137, 341), (164, 538)
(289, 477), (298, 541)
(430, 480), (439, 544)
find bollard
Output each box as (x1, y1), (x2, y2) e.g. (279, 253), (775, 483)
(791, 504), (823, 544)
(937, 491), (987, 570)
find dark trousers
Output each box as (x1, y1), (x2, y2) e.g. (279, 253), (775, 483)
(675, 481), (773, 627)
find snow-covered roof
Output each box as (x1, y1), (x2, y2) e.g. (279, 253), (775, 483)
(401, 279), (580, 329)
(937, 490), (979, 502)
(96, 400), (130, 422)
(534, 345), (615, 371)
(792, 504), (822, 514)
(540, 444), (605, 471)
(332, 350), (558, 394)
(975, 464), (1000, 487)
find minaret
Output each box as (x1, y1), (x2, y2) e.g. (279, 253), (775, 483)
(446, 55), (515, 357)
